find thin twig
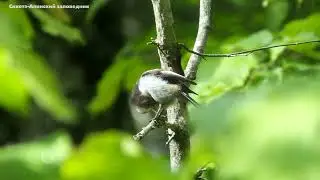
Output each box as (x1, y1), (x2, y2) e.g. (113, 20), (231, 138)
(185, 0), (212, 80)
(133, 115), (178, 141)
(181, 40), (320, 58)
(133, 119), (158, 141)
(147, 38), (168, 58)
(133, 104), (164, 140)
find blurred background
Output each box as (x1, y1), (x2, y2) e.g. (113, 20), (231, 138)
(0, 0), (319, 180)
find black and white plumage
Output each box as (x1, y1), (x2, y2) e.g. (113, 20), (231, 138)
(130, 69), (199, 115)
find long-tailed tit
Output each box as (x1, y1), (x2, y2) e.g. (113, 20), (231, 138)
(130, 69), (199, 119)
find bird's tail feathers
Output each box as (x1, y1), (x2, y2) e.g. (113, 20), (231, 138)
(182, 85), (198, 95)
(180, 92), (200, 107)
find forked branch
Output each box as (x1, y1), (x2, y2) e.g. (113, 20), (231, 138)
(134, 0), (213, 172)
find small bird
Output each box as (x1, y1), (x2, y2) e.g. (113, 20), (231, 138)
(130, 69), (199, 119)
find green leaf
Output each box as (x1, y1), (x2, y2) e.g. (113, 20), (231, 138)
(0, 3), (76, 122)
(88, 60), (128, 115)
(190, 77), (320, 180)
(0, 48), (29, 114)
(61, 131), (175, 180)
(265, 0), (288, 31)
(192, 30), (272, 104)
(269, 45), (286, 63)
(29, 9), (85, 45)
(0, 2), (33, 49)
(194, 55), (258, 104)
(88, 32), (160, 115)
(12, 49), (77, 122)
(234, 30), (274, 49)
(216, 80), (320, 180)
(281, 13), (320, 38)
(0, 131), (72, 180)
(279, 14), (320, 59)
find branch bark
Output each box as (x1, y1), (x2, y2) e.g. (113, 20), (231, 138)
(185, 0), (212, 80)
(150, 0), (188, 171)
(133, 118), (158, 141)
(150, 0), (212, 171)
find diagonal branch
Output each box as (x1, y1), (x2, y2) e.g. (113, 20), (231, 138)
(133, 118), (159, 141)
(185, 0), (213, 80)
(181, 40), (320, 58)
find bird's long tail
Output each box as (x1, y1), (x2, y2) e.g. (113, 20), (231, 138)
(180, 91), (200, 107)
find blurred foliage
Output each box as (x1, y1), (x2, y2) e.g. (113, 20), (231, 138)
(61, 131), (175, 180)
(30, 8), (85, 45)
(190, 76), (320, 180)
(0, 0), (320, 180)
(0, 1), (77, 122)
(0, 131), (72, 180)
(85, 0), (111, 23)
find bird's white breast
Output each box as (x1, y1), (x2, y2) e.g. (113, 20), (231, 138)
(138, 75), (168, 95)
(138, 75), (180, 104)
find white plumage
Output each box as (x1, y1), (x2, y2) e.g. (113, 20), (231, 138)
(138, 74), (180, 104)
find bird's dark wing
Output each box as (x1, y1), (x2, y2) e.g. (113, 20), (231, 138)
(160, 70), (196, 85)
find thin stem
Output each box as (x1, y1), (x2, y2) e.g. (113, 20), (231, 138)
(133, 104), (164, 140)
(133, 118), (158, 141)
(181, 40), (320, 58)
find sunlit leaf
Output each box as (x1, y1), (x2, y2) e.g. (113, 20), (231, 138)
(0, 2), (76, 122)
(0, 48), (29, 114)
(61, 131), (174, 180)
(11, 49), (77, 122)
(279, 14), (320, 59)
(269, 45), (286, 63)
(88, 33), (160, 115)
(0, 2), (33, 49)
(216, 79), (320, 180)
(0, 131), (72, 180)
(281, 13), (320, 38)
(192, 30), (273, 104)
(194, 55), (258, 104)
(234, 30), (273, 49)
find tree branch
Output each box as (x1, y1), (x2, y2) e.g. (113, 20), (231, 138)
(185, 0), (212, 80)
(137, 0), (213, 171)
(150, 0), (189, 171)
(133, 118), (158, 141)
(181, 39), (320, 58)
(133, 116), (178, 141)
